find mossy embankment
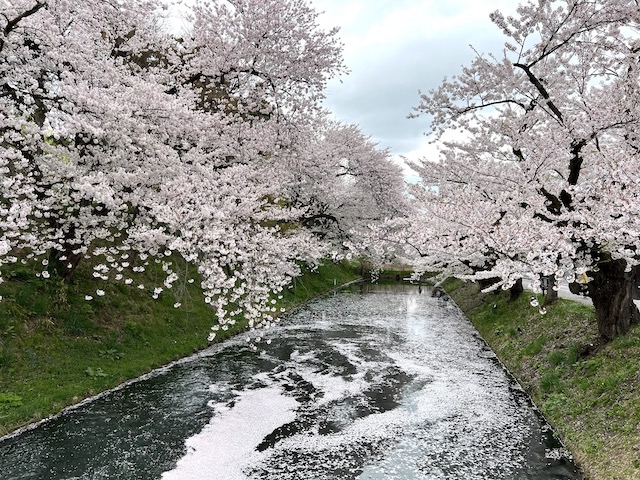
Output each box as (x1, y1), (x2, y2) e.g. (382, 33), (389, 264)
(0, 259), (359, 437)
(442, 278), (640, 480)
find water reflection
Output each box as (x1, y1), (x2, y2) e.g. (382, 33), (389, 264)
(355, 283), (425, 294)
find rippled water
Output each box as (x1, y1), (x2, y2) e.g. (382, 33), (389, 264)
(0, 283), (582, 479)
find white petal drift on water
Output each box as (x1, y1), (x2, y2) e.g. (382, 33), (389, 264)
(160, 386), (299, 480)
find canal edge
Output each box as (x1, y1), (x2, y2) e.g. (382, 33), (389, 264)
(0, 277), (364, 443)
(444, 292), (585, 478)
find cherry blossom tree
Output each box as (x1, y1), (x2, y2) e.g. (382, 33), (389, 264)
(156, 0), (356, 334)
(1, 0), (182, 280)
(183, 0), (345, 119)
(408, 0), (640, 340)
(1, 0), (406, 339)
(282, 119), (406, 242)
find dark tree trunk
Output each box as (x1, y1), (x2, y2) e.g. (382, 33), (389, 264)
(509, 278), (523, 301)
(46, 214), (85, 281)
(568, 280), (588, 296)
(49, 246), (83, 281)
(541, 275), (558, 305)
(588, 257), (640, 341)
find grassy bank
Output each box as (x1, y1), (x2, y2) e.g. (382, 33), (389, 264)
(0, 259), (359, 437)
(443, 279), (640, 480)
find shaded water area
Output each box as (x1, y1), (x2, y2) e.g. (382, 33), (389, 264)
(0, 283), (582, 479)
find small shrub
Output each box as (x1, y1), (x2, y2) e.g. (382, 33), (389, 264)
(594, 374), (621, 395)
(1, 324), (17, 339)
(575, 377), (591, 392)
(4, 267), (33, 282)
(523, 336), (546, 356)
(540, 370), (562, 393)
(565, 344), (579, 365)
(579, 357), (603, 376)
(84, 367), (108, 379)
(98, 349), (124, 360)
(0, 392), (23, 410)
(548, 350), (565, 367)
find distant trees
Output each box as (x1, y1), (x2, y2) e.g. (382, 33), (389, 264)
(405, 0), (640, 340)
(284, 121), (406, 241)
(0, 0), (405, 337)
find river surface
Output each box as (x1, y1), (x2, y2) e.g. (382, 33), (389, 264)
(0, 283), (582, 479)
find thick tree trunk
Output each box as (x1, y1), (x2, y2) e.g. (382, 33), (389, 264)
(509, 278), (523, 301)
(541, 275), (558, 305)
(568, 280), (588, 296)
(588, 258), (640, 341)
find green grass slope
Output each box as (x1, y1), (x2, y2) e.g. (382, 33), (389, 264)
(443, 279), (640, 480)
(0, 259), (359, 436)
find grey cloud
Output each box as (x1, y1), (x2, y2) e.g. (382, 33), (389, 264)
(324, 32), (505, 156)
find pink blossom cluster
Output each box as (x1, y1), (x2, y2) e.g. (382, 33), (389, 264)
(391, 1), (640, 297)
(0, 0), (405, 338)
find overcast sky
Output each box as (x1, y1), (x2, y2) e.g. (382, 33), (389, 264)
(313, 0), (520, 165)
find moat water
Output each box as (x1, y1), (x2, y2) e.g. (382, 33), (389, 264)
(0, 283), (582, 479)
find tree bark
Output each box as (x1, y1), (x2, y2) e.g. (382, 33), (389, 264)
(49, 246), (83, 281)
(541, 275), (558, 305)
(509, 278), (523, 301)
(588, 257), (640, 341)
